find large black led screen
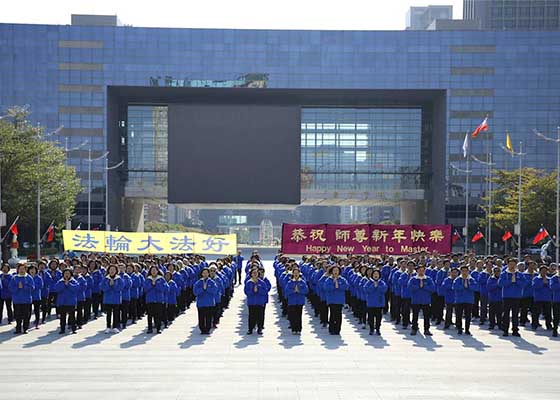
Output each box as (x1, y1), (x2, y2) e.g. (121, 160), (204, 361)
(168, 104), (301, 204)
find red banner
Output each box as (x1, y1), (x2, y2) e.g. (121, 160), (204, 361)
(281, 224), (452, 255)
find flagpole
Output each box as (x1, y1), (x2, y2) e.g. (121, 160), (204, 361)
(0, 216), (20, 244)
(488, 152), (493, 255)
(41, 220), (55, 242)
(465, 154), (470, 255)
(517, 141), (523, 260)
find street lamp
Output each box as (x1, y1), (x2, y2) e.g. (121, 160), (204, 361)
(534, 127), (560, 263)
(500, 141), (526, 260)
(450, 162), (472, 254)
(471, 153), (495, 255)
(104, 158), (124, 231)
(85, 146), (109, 230)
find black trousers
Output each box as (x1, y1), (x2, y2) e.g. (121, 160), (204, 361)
(129, 298), (139, 321)
(1, 298), (14, 323)
(519, 297), (532, 324)
(444, 302), (455, 327)
(47, 292), (57, 316)
(247, 305), (264, 332)
(553, 303), (560, 330)
(432, 294), (444, 323)
(532, 301), (552, 329)
(401, 298), (411, 327)
(41, 297), (49, 323)
(391, 294), (401, 322)
(384, 291), (390, 314)
(411, 304), (431, 332)
(455, 303), (473, 332)
(32, 300), (41, 326)
(489, 301), (503, 329)
(319, 300), (329, 325)
(212, 304), (221, 326)
(59, 305), (76, 332)
(76, 301), (84, 327)
(104, 303), (120, 329)
(328, 304), (343, 334)
(367, 307), (383, 332)
(120, 300), (130, 328)
(502, 298), (521, 333)
(92, 292), (102, 317)
(472, 292), (480, 318)
(13, 303), (31, 332)
(288, 304), (303, 332)
(480, 295), (489, 323)
(147, 302), (163, 331)
(166, 304), (176, 324)
(197, 305), (212, 333)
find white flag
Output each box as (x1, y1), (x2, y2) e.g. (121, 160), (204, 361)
(462, 133), (469, 158)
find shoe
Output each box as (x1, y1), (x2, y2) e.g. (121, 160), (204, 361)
(424, 330), (433, 336)
(104, 328), (111, 334)
(376, 329), (381, 335)
(72, 330), (77, 334)
(369, 330), (373, 335)
(23, 330), (28, 334)
(465, 330), (472, 336)
(512, 332), (521, 337)
(147, 329), (153, 334)
(156, 330), (161, 334)
(457, 329), (463, 335)
(553, 329), (558, 337)
(247, 330), (253, 335)
(13, 330), (21, 335)
(502, 332), (509, 337)
(362, 324), (366, 329)
(257, 329), (263, 335)
(489, 325), (495, 330)
(410, 329), (417, 336)
(479, 320), (485, 326)
(59, 330), (65, 334)
(443, 324), (450, 330)
(112, 328), (120, 333)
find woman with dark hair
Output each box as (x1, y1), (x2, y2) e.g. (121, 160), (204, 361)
(128, 263), (141, 324)
(324, 265), (349, 335)
(244, 267), (267, 335)
(27, 265), (43, 329)
(73, 265), (87, 329)
(9, 263), (35, 334)
(193, 267), (217, 334)
(37, 261), (51, 324)
(144, 265), (167, 334)
(90, 260), (103, 319)
(53, 268), (79, 334)
(47, 260), (62, 317)
(284, 266), (308, 335)
(100, 265), (124, 334)
(0, 264), (14, 325)
(364, 269), (387, 335)
(164, 271), (179, 328)
(117, 263), (132, 330)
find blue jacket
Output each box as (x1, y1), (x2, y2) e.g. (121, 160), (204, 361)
(323, 276), (349, 305)
(244, 278), (269, 306)
(53, 278), (79, 306)
(166, 280), (179, 305)
(522, 272), (536, 298)
(119, 272), (132, 301)
(408, 276), (435, 305)
(91, 270), (103, 294)
(551, 275), (560, 303)
(1, 273), (13, 300)
(75, 275), (87, 302)
(8, 274), (35, 304)
(436, 268), (450, 296)
(144, 276), (167, 303)
(477, 270), (491, 297)
(83, 274), (93, 298)
(487, 276), (502, 303)
(100, 275), (124, 305)
(532, 276), (552, 302)
(285, 278), (309, 305)
(193, 278), (217, 307)
(130, 273), (142, 299)
(260, 277), (272, 304)
(31, 275), (43, 302)
(364, 279), (387, 308)
(399, 272), (415, 299)
(39, 271), (52, 299)
(452, 276), (479, 304)
(441, 277), (455, 304)
(498, 271), (529, 299)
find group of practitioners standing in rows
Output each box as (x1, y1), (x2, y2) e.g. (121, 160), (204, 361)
(0, 253), (241, 335)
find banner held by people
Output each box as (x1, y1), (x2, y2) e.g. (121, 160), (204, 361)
(62, 230), (237, 255)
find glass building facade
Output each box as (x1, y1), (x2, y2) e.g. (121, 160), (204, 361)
(1, 18), (560, 229)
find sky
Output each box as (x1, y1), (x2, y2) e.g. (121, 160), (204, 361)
(2, 0), (464, 30)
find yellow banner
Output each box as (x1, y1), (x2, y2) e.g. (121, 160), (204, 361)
(62, 230), (237, 255)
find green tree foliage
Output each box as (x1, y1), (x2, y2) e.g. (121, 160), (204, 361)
(0, 106), (82, 238)
(144, 221), (205, 233)
(480, 167), (557, 243)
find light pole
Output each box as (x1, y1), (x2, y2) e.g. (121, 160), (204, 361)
(471, 153), (495, 255)
(104, 158), (124, 231)
(501, 141), (525, 260)
(534, 127), (560, 263)
(86, 146), (109, 230)
(450, 162), (472, 253)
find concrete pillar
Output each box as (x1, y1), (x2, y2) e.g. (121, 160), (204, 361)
(399, 200), (426, 224)
(123, 198), (145, 232)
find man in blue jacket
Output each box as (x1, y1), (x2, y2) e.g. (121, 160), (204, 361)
(453, 265), (479, 335)
(498, 258), (529, 337)
(531, 265), (552, 331)
(232, 251), (244, 285)
(285, 266), (309, 334)
(408, 264), (435, 336)
(399, 261), (416, 329)
(487, 266), (503, 330)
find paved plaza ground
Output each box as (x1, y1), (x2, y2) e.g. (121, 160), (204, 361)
(0, 261), (558, 400)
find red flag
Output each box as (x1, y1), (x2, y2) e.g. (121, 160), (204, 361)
(502, 230), (513, 242)
(10, 224), (18, 235)
(471, 117), (489, 138)
(471, 230), (484, 243)
(452, 230), (461, 244)
(46, 224), (55, 243)
(532, 227), (549, 245)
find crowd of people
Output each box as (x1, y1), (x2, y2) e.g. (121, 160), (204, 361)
(0, 254), (238, 335)
(1, 250), (559, 342)
(270, 252), (560, 338)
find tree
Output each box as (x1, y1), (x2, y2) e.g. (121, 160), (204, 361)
(480, 168), (556, 245)
(0, 106), (81, 243)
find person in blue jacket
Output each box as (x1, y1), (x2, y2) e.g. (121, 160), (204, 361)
(9, 263), (35, 334)
(1, 263), (14, 324)
(193, 267), (217, 335)
(441, 267), (459, 329)
(531, 265), (552, 331)
(73, 265), (88, 329)
(53, 268), (79, 334)
(28, 264), (43, 329)
(284, 266), (309, 335)
(408, 264), (436, 336)
(37, 261), (51, 324)
(477, 259), (494, 326)
(100, 265), (124, 334)
(144, 266), (167, 334)
(244, 268), (268, 335)
(398, 261), (416, 329)
(452, 265), (479, 335)
(117, 263), (132, 330)
(128, 263), (141, 324)
(232, 250), (244, 285)
(487, 266), (503, 330)
(364, 269), (388, 335)
(498, 258), (529, 337)
(324, 265), (349, 335)
(89, 260), (104, 319)
(164, 271), (179, 328)
(550, 266), (560, 337)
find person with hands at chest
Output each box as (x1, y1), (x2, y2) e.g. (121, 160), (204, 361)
(452, 265), (479, 335)
(324, 265), (349, 335)
(364, 269), (388, 335)
(531, 265), (552, 331)
(285, 266), (309, 335)
(9, 262), (35, 334)
(1, 263), (14, 325)
(27, 264), (43, 329)
(100, 264), (124, 334)
(193, 267), (217, 335)
(498, 258), (529, 337)
(408, 264), (436, 336)
(53, 268), (79, 334)
(244, 268), (268, 335)
(144, 266), (167, 334)
(550, 265), (560, 337)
